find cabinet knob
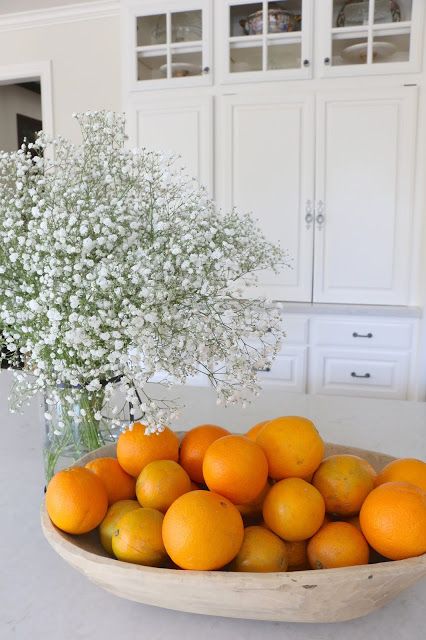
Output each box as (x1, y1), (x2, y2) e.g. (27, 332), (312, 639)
(316, 201), (325, 228)
(305, 200), (314, 229)
(303, 59), (310, 67)
(324, 57), (331, 65)
(203, 66), (210, 74)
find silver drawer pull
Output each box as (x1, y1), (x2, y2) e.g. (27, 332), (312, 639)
(256, 366), (271, 373)
(353, 332), (373, 339)
(351, 371), (371, 379)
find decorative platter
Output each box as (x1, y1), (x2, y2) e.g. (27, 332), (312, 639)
(41, 441), (426, 623)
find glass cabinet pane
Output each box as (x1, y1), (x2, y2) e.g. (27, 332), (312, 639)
(137, 51), (168, 80)
(230, 41), (263, 72)
(372, 32), (410, 62)
(332, 33), (369, 65)
(267, 40), (301, 69)
(334, 0), (370, 27)
(137, 14), (166, 46)
(172, 10), (202, 43)
(268, 1), (302, 33)
(374, 0), (408, 23)
(171, 48), (203, 76)
(230, 3), (263, 36)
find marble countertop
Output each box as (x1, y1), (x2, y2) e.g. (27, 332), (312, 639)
(1, 370), (425, 640)
(274, 301), (422, 318)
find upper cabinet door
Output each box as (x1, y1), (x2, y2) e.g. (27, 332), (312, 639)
(219, 0), (314, 83)
(123, 0), (212, 91)
(128, 96), (213, 195)
(218, 93), (315, 302)
(318, 0), (425, 77)
(313, 86), (418, 305)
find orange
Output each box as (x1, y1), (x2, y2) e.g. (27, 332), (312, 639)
(360, 481), (426, 560)
(263, 477), (325, 541)
(375, 458), (426, 492)
(136, 460), (191, 513)
(307, 522), (369, 569)
(245, 420), (269, 442)
(256, 416), (324, 480)
(285, 540), (308, 570)
(230, 525), (288, 572)
(112, 507), (167, 566)
(312, 454), (376, 517)
(203, 435), (268, 505)
(85, 457), (136, 505)
(162, 490), (244, 570)
(117, 423), (179, 477)
(179, 424), (230, 483)
(46, 467), (108, 534)
(236, 482), (270, 524)
(99, 499), (140, 555)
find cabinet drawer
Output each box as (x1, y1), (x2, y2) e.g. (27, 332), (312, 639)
(257, 347), (307, 393)
(282, 316), (309, 345)
(311, 318), (414, 350)
(310, 349), (409, 399)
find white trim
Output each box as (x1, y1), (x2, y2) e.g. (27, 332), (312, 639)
(0, 1), (119, 33)
(0, 61), (54, 142)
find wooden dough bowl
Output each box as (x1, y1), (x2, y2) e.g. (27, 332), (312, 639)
(41, 442), (426, 623)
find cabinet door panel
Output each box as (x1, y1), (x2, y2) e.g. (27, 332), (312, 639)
(130, 96), (213, 194)
(314, 87), (417, 305)
(219, 93), (315, 301)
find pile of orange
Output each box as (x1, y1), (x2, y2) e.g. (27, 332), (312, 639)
(46, 417), (426, 572)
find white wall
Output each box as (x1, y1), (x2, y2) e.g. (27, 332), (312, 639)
(0, 15), (121, 142)
(0, 0), (97, 14)
(0, 84), (42, 151)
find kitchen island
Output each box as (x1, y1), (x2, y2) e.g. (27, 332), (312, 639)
(0, 370), (425, 640)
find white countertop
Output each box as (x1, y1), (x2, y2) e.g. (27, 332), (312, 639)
(1, 369), (425, 640)
(275, 301), (422, 318)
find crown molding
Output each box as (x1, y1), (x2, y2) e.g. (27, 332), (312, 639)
(0, 1), (120, 32)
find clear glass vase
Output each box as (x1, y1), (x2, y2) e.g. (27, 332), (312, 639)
(43, 386), (125, 482)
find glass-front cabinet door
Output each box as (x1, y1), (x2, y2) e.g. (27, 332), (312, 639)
(125, 0), (212, 90)
(221, 0), (314, 82)
(319, 0), (424, 76)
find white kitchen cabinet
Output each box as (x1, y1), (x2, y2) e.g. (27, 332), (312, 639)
(219, 86), (418, 305)
(219, 93), (315, 301)
(122, 0), (212, 91)
(313, 86), (418, 305)
(318, 0), (425, 77)
(127, 95), (213, 193)
(218, 0), (314, 83)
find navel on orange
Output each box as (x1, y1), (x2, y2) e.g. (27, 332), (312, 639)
(256, 416), (324, 480)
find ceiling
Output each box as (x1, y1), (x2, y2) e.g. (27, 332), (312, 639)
(0, 0), (98, 14)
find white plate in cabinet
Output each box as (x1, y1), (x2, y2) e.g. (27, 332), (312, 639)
(310, 349), (410, 399)
(311, 319), (414, 350)
(256, 347), (307, 393)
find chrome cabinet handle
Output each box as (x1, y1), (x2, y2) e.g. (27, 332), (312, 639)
(305, 200), (314, 229)
(316, 200), (325, 228)
(353, 332), (373, 339)
(351, 372), (371, 379)
(256, 366), (271, 373)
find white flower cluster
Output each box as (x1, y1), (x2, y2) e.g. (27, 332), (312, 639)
(0, 111), (285, 431)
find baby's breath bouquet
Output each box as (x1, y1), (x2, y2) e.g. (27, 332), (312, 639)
(0, 111), (285, 478)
